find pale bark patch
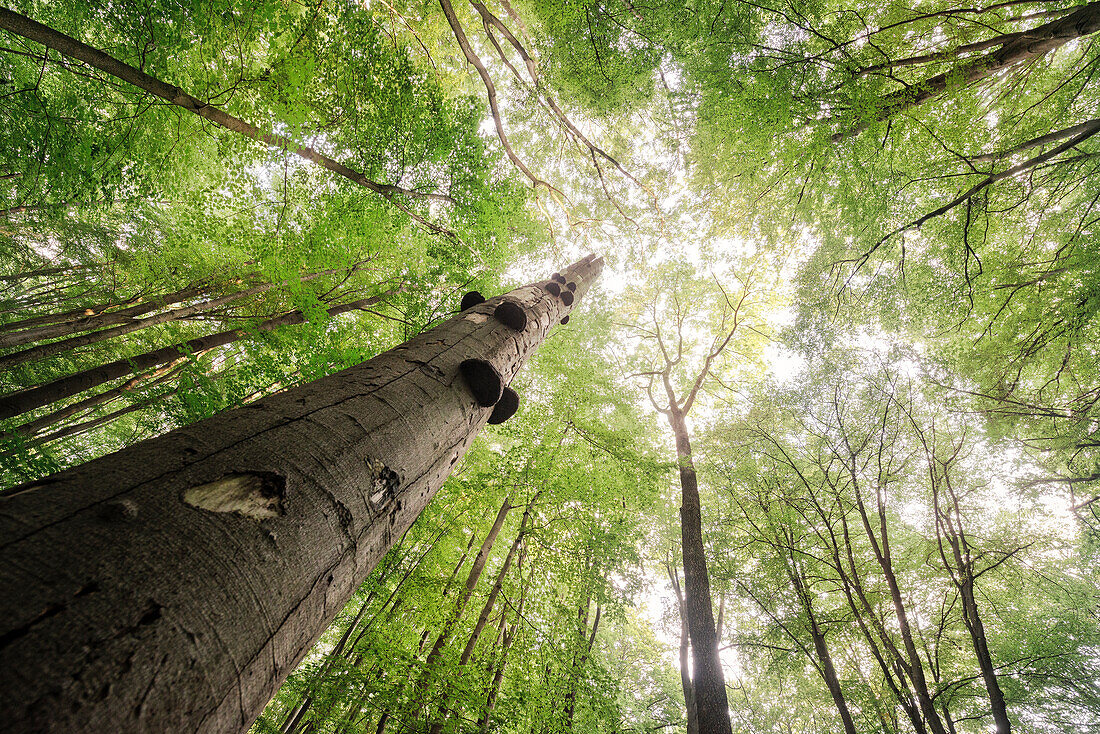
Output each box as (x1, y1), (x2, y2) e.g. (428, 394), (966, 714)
(183, 473), (286, 519)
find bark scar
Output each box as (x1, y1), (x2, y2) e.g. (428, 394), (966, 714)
(183, 472), (286, 519)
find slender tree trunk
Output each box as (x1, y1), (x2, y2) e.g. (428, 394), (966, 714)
(837, 1), (1100, 139)
(411, 499), (513, 713)
(379, 507), (512, 734)
(458, 501), (532, 666)
(0, 255), (602, 734)
(0, 8), (453, 229)
(785, 553), (859, 734)
(477, 566), (526, 733)
(0, 265), (358, 361)
(428, 498), (534, 734)
(4, 359), (188, 440)
(668, 562), (699, 734)
(418, 532), (478, 654)
(0, 289), (395, 421)
(8, 397), (154, 451)
(850, 484), (949, 734)
(280, 596), (375, 734)
(0, 280), (217, 348)
(0, 264), (78, 282)
(667, 406), (732, 734)
(563, 600), (601, 731)
(933, 480), (1012, 733)
(833, 512), (929, 734)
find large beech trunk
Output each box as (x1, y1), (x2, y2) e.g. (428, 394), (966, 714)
(0, 255), (602, 734)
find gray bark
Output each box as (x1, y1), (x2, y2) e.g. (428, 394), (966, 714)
(668, 406), (732, 734)
(668, 563), (698, 734)
(0, 255), (602, 734)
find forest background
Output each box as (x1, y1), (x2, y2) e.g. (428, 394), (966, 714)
(2, 0), (1099, 732)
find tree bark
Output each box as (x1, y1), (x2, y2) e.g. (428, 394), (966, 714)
(668, 407), (732, 734)
(0, 255), (602, 734)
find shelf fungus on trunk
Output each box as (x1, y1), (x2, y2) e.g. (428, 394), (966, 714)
(487, 386), (520, 425)
(459, 291), (486, 311)
(460, 359), (504, 407)
(493, 300), (527, 331)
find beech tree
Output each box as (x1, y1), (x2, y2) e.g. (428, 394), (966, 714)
(4, 1), (1100, 733)
(0, 255), (603, 734)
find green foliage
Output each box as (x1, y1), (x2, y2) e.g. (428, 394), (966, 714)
(4, 0), (1100, 732)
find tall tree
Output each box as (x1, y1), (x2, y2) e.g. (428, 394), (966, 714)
(632, 272), (756, 734)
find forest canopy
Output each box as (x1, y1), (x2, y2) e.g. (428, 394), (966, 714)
(1, 0), (1099, 732)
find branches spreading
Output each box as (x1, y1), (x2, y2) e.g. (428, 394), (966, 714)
(0, 7), (459, 239)
(833, 1), (1100, 139)
(636, 276), (751, 418)
(438, 0), (561, 198)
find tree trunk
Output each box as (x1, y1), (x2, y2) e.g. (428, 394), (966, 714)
(849, 484), (949, 734)
(0, 280), (216, 349)
(4, 359), (187, 440)
(838, 1), (1100, 139)
(933, 480), (1012, 733)
(668, 407), (732, 734)
(477, 565), (526, 733)
(428, 498), (534, 734)
(418, 532), (478, 654)
(0, 289), (394, 421)
(0, 264), (78, 282)
(0, 255), (602, 734)
(668, 562), (698, 734)
(563, 600), (601, 731)
(785, 553), (859, 734)
(411, 499), (513, 716)
(279, 596), (375, 734)
(0, 265), (358, 362)
(0, 9), (451, 210)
